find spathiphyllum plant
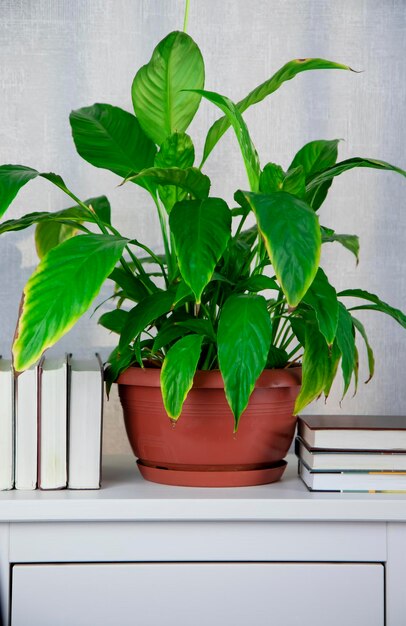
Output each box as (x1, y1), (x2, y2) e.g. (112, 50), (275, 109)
(1, 21), (406, 431)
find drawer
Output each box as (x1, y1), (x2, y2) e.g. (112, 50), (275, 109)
(11, 562), (384, 626)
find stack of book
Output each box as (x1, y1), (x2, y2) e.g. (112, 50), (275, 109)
(0, 354), (104, 491)
(296, 415), (406, 493)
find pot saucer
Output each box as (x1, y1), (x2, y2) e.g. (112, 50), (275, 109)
(137, 459), (287, 488)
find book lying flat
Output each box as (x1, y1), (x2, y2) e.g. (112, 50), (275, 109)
(295, 437), (406, 471)
(0, 358), (14, 490)
(38, 355), (68, 490)
(15, 364), (38, 490)
(298, 415), (406, 451)
(68, 354), (103, 489)
(299, 461), (406, 493)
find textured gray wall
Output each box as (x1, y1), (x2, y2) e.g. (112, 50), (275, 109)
(1, 1), (405, 451)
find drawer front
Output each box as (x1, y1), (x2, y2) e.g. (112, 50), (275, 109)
(12, 562), (384, 626)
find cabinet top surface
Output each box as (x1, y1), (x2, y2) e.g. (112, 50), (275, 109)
(1, 455), (406, 523)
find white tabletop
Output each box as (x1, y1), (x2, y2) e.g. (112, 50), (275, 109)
(1, 454), (406, 523)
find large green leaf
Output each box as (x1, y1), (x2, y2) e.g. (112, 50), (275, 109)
(0, 165), (104, 221)
(124, 166), (210, 201)
(339, 288), (406, 329)
(235, 190), (321, 306)
(259, 163), (306, 198)
(108, 267), (150, 302)
(119, 291), (174, 349)
(170, 198), (231, 303)
(132, 31), (204, 146)
(294, 320), (332, 414)
(34, 196), (111, 258)
(289, 139), (340, 209)
(218, 295), (272, 428)
(335, 303), (356, 398)
(352, 316), (375, 383)
(202, 59), (353, 164)
(13, 234), (127, 371)
(0, 165), (39, 218)
(321, 226), (359, 263)
(154, 132), (195, 212)
(98, 309), (129, 334)
(289, 139), (340, 178)
(193, 89), (260, 192)
(307, 157), (406, 194)
(161, 334), (204, 419)
(70, 103), (156, 178)
(301, 268), (339, 345)
(0, 196), (109, 240)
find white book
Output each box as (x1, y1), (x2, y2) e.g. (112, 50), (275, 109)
(68, 355), (103, 489)
(15, 365), (38, 490)
(38, 356), (68, 490)
(0, 358), (14, 490)
(299, 461), (406, 493)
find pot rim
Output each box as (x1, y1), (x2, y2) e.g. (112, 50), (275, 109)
(117, 365), (302, 389)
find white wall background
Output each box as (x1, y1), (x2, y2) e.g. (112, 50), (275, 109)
(0, 0), (405, 452)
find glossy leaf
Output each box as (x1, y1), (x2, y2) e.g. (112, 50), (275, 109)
(152, 323), (189, 352)
(13, 234), (127, 371)
(132, 31), (204, 146)
(34, 196), (111, 258)
(236, 190), (321, 306)
(98, 309), (129, 334)
(302, 268), (339, 345)
(105, 344), (134, 394)
(294, 321), (332, 414)
(260, 163), (305, 198)
(335, 303), (356, 398)
(266, 345), (289, 369)
(289, 139), (340, 177)
(154, 132), (195, 211)
(202, 59), (353, 164)
(193, 89), (260, 192)
(170, 198), (231, 303)
(240, 275), (279, 293)
(218, 295), (272, 428)
(282, 166), (306, 198)
(124, 166), (210, 201)
(0, 165), (39, 218)
(339, 289), (406, 329)
(70, 103), (156, 178)
(321, 226), (359, 263)
(289, 140), (340, 209)
(119, 291), (174, 349)
(259, 163), (284, 193)
(307, 157), (406, 194)
(161, 334), (204, 419)
(323, 339), (341, 399)
(108, 267), (150, 302)
(176, 319), (216, 342)
(352, 316), (375, 383)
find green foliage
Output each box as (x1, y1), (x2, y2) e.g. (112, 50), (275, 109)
(170, 197), (231, 303)
(132, 31), (204, 146)
(1, 27), (405, 428)
(70, 103), (157, 178)
(218, 295), (272, 429)
(161, 334), (204, 419)
(13, 235), (127, 372)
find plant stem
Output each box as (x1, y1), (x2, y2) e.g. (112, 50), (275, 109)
(183, 0), (190, 32)
(151, 193), (174, 279)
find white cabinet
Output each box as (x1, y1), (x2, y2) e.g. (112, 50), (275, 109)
(11, 562), (384, 626)
(1, 455), (406, 626)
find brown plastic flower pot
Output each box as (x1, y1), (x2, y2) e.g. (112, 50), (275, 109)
(117, 366), (301, 487)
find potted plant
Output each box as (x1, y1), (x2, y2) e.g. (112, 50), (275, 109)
(1, 5), (405, 487)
